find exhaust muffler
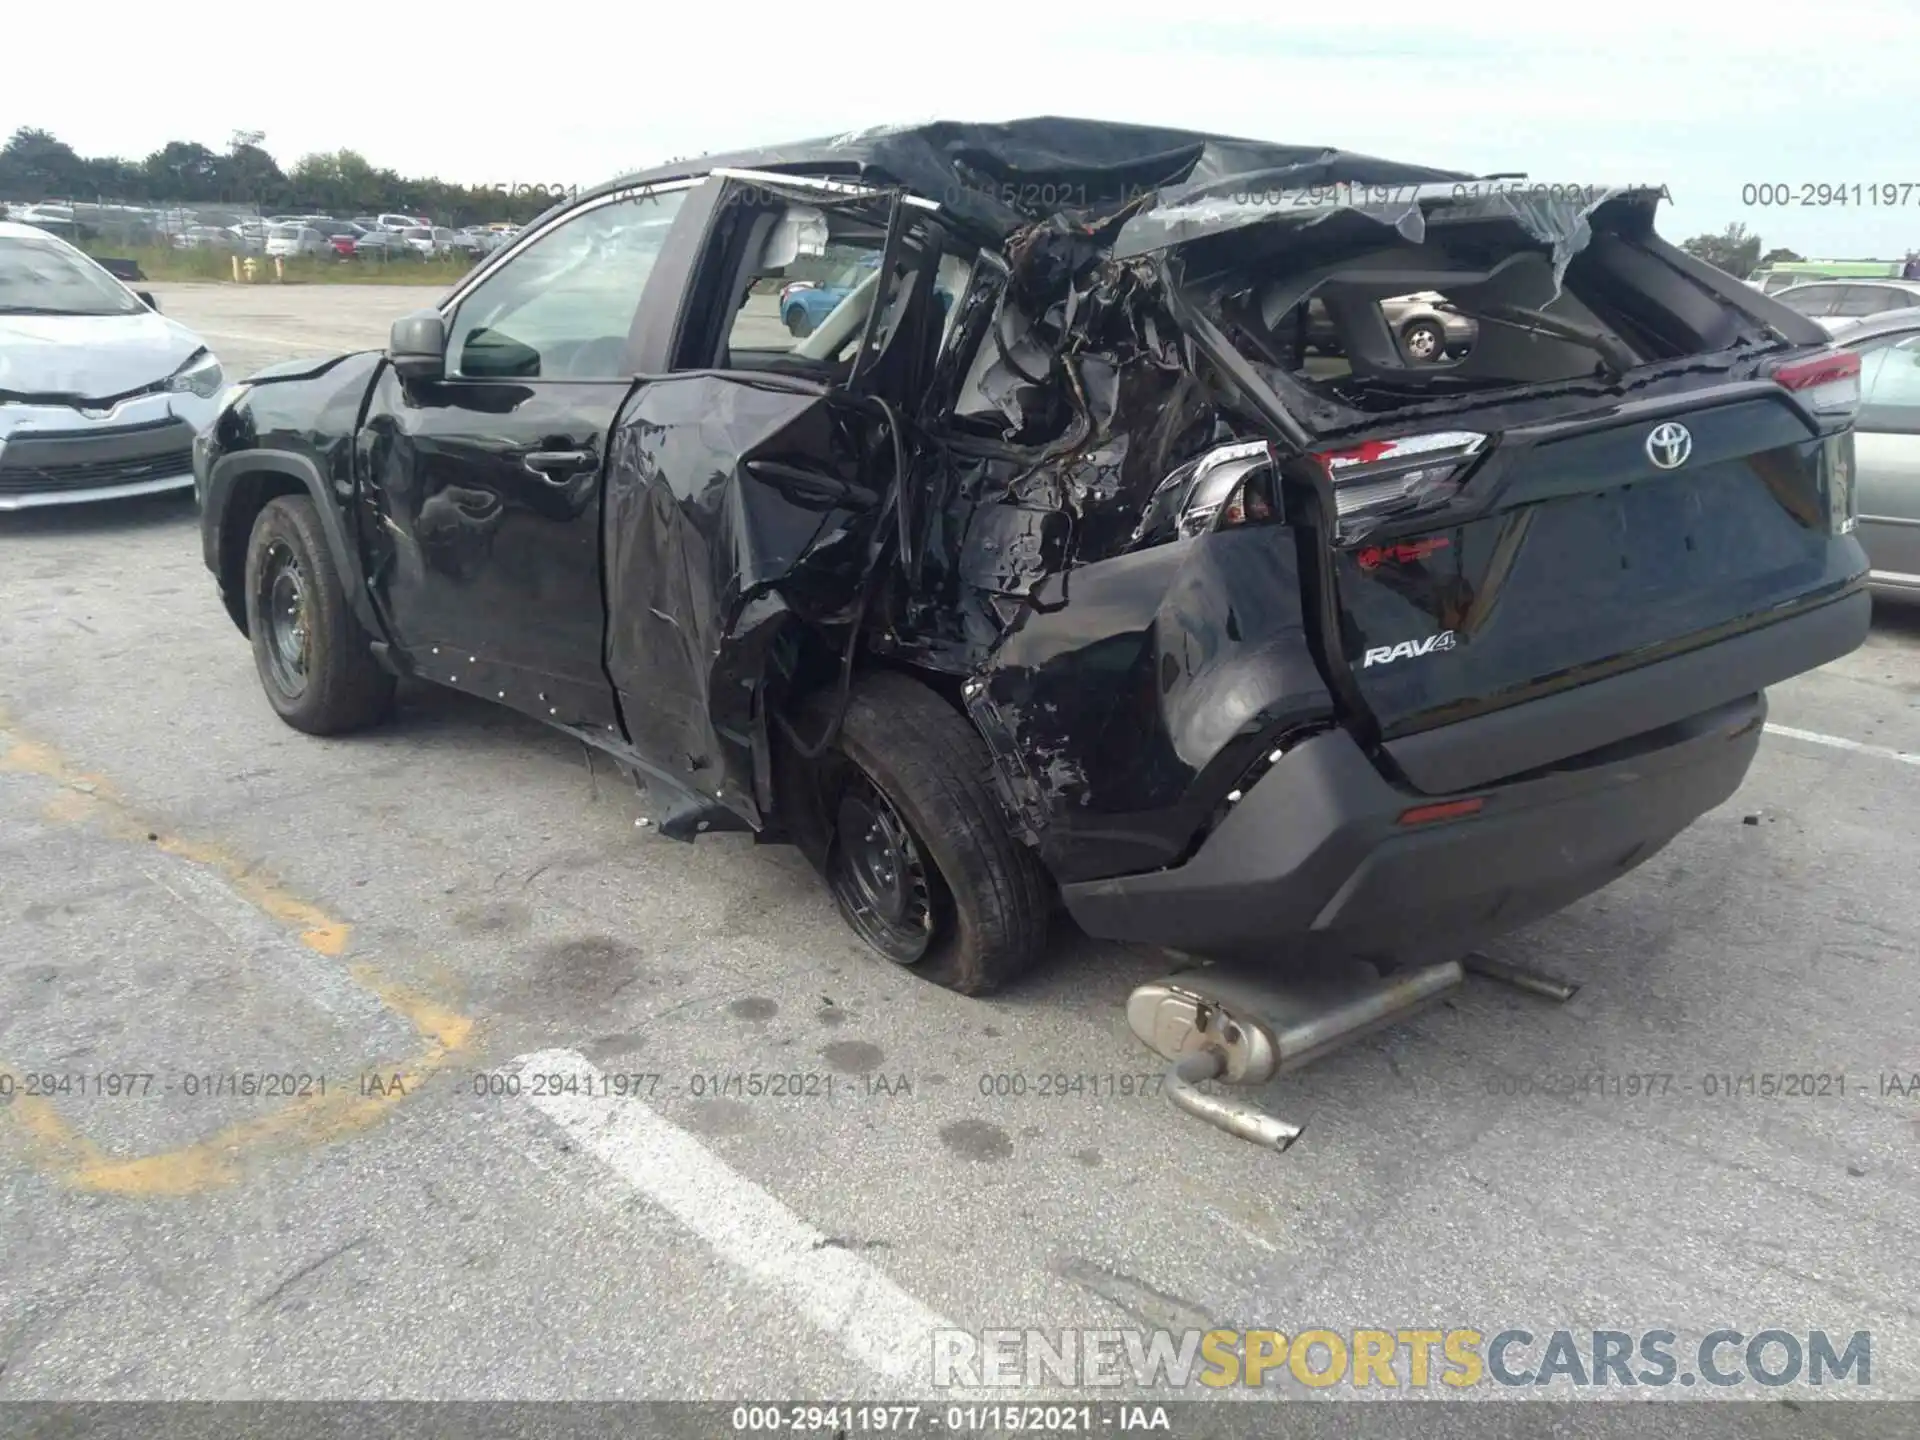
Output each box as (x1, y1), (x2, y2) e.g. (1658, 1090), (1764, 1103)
(1127, 958), (1464, 1150)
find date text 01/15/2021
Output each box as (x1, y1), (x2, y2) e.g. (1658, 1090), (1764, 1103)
(0, 1071), (338, 1100)
(729, 1405), (1169, 1433)
(472, 1071), (913, 1100)
(1481, 1071), (1920, 1099)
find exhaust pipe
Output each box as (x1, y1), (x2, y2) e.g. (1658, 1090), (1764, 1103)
(1128, 958), (1464, 1150)
(1165, 1050), (1303, 1151)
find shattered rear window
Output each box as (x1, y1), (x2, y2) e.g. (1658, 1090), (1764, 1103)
(1212, 239), (1651, 420)
(1166, 186), (1780, 431)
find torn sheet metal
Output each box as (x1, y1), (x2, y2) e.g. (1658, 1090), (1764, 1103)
(1115, 181), (1656, 283)
(608, 118), (1469, 241)
(601, 375), (878, 819)
(592, 125), (1685, 874)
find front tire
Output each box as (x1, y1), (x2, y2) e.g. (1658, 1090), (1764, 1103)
(243, 495), (395, 735)
(785, 305), (815, 338)
(788, 672), (1050, 995)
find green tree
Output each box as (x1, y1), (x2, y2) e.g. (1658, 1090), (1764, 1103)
(1, 126), (572, 224)
(1681, 223), (1763, 279)
(1758, 246), (1805, 266)
(142, 141), (223, 201)
(222, 141), (287, 209)
(0, 127), (88, 197)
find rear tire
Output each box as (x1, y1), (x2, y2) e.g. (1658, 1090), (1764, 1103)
(785, 305), (815, 338)
(243, 495), (395, 735)
(787, 672), (1051, 995)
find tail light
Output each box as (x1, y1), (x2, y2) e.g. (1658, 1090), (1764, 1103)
(1767, 348), (1861, 417)
(1313, 431), (1487, 540)
(1824, 431), (1857, 534)
(1174, 440), (1275, 537)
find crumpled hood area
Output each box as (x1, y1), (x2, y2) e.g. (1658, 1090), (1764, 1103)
(0, 310), (207, 402)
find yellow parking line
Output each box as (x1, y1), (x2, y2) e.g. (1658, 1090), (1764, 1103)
(0, 719), (474, 1195)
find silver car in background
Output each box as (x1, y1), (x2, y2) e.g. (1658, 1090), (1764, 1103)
(1773, 278), (1920, 332)
(1828, 308), (1920, 597)
(0, 222), (223, 510)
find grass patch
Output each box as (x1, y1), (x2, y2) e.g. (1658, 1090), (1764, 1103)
(85, 243), (477, 287)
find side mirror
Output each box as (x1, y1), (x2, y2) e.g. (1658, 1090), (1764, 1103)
(389, 309), (448, 383)
(136, 291), (159, 312)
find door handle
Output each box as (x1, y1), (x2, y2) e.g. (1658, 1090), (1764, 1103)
(523, 449), (596, 482)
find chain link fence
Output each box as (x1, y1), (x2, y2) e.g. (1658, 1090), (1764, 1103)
(2, 197), (264, 246)
(3, 196), (493, 281)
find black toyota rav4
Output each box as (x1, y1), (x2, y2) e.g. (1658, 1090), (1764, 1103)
(196, 119), (1870, 994)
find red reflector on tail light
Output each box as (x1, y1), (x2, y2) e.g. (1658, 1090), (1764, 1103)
(1319, 438), (1400, 468)
(1312, 431), (1487, 539)
(1768, 348), (1861, 416)
(1773, 350), (1860, 390)
(1316, 431), (1486, 477)
(1397, 797), (1485, 826)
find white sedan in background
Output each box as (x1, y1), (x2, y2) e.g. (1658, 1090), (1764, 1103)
(400, 226), (456, 257)
(264, 223), (333, 259)
(0, 222), (223, 510)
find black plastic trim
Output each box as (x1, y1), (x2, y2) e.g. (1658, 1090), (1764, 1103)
(1061, 692), (1765, 961)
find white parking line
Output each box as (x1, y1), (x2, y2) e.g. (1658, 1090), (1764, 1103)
(511, 1048), (954, 1389)
(1763, 722), (1920, 767)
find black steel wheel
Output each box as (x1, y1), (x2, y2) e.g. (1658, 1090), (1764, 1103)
(827, 772), (937, 964)
(243, 495), (395, 735)
(257, 538), (311, 698)
(783, 672), (1051, 995)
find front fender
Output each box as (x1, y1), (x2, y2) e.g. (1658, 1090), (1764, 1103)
(203, 449), (382, 639)
(197, 349), (386, 638)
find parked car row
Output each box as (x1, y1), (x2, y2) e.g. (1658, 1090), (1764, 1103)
(0, 201), (521, 263)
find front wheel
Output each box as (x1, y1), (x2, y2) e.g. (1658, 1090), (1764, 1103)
(785, 305), (815, 338)
(243, 495), (395, 735)
(786, 672), (1051, 995)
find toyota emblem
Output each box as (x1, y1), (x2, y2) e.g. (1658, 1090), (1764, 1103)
(1646, 421), (1693, 470)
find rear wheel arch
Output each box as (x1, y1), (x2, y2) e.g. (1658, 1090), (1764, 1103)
(767, 650), (981, 810)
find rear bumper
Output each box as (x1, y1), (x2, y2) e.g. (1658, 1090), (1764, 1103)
(1061, 691), (1765, 961)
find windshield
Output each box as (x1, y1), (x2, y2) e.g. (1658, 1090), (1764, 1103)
(0, 234), (142, 316)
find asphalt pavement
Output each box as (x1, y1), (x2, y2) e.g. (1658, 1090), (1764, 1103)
(1, 283), (1917, 1421)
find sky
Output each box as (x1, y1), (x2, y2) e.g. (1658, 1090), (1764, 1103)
(10, 0), (1920, 258)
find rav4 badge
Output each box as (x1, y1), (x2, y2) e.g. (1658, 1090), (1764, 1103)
(1363, 630), (1457, 668)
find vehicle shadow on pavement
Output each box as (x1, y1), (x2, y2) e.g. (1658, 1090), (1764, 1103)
(0, 490), (197, 537)
(1869, 593), (1920, 638)
(372, 679), (1182, 1006)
